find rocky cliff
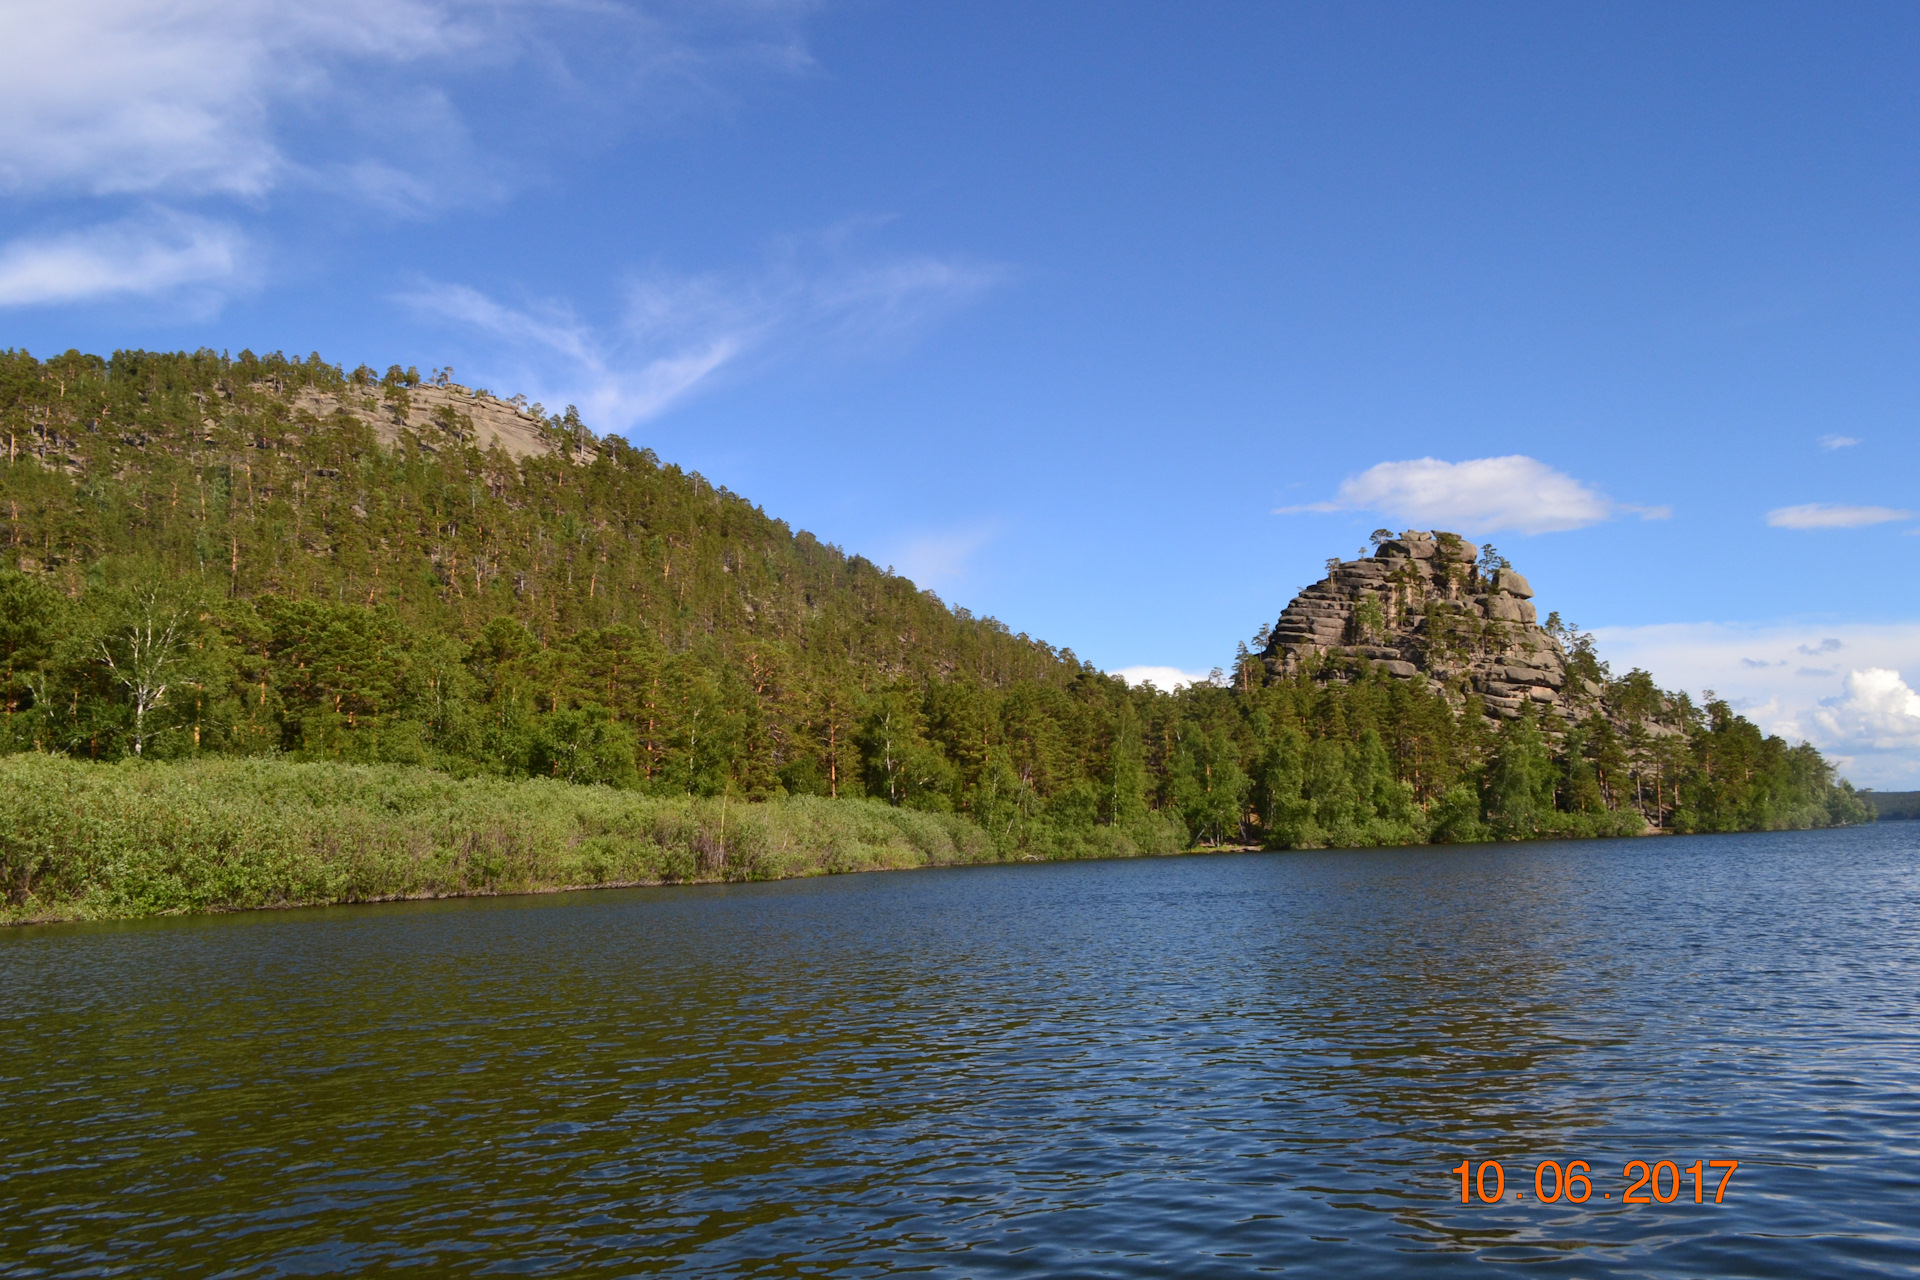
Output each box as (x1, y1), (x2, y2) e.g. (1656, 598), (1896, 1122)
(289, 381), (597, 463)
(1258, 530), (1618, 726)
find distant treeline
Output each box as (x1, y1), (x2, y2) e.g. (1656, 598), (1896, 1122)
(0, 346), (1872, 895)
(1865, 791), (1920, 821)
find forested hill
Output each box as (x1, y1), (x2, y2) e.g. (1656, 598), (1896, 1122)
(0, 347), (1077, 689)
(0, 346), (1873, 855)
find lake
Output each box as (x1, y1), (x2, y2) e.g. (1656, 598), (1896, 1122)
(4, 825), (1917, 1278)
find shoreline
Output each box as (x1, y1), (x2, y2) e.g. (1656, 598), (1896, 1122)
(23, 825), (1857, 931)
(2, 754), (1862, 929)
(5, 842), (1240, 929)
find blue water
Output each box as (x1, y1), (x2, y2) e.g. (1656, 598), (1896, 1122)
(4, 825), (1918, 1277)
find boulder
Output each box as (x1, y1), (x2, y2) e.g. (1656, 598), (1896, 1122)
(1493, 569), (1534, 598)
(1487, 592), (1528, 622)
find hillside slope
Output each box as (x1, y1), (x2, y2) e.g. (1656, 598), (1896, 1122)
(1, 348), (1073, 688)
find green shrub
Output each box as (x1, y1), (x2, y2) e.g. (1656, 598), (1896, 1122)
(0, 755), (1008, 923)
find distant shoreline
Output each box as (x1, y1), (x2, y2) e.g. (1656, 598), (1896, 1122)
(6, 754), (1871, 928)
(1864, 791), (1920, 821)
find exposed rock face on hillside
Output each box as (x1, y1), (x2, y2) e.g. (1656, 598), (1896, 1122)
(289, 382), (595, 463)
(1258, 530), (1597, 723)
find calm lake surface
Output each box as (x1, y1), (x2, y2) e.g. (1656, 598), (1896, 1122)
(4, 826), (1918, 1278)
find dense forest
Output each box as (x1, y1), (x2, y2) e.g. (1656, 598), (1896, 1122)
(0, 346), (1870, 864)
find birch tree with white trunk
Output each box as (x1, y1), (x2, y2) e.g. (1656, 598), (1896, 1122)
(96, 591), (191, 756)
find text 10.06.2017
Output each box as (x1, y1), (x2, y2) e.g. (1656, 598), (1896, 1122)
(1452, 1159), (1739, 1205)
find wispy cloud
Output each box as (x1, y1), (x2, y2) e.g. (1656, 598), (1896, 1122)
(398, 278), (740, 425)
(882, 523), (1002, 595)
(1591, 620), (1920, 788)
(0, 209), (245, 305)
(1277, 455), (1669, 536)
(399, 242), (1008, 430)
(0, 1), (817, 202)
(1765, 503), (1912, 530)
(0, 0), (822, 312)
(0, 0), (475, 199)
(1818, 434), (1860, 450)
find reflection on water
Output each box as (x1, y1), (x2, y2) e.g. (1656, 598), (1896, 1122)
(4, 825), (1917, 1277)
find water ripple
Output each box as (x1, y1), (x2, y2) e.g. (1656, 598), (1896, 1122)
(4, 825), (1918, 1277)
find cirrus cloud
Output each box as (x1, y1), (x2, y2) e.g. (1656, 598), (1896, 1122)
(0, 0), (479, 199)
(0, 1), (823, 311)
(0, 1), (818, 204)
(397, 240), (1008, 431)
(0, 209), (245, 305)
(1277, 455), (1669, 536)
(1766, 503), (1912, 530)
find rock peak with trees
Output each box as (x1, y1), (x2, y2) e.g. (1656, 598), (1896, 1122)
(1261, 528), (1681, 736)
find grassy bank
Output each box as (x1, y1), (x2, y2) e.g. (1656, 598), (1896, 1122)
(4, 751), (1861, 926)
(1, 755), (1046, 925)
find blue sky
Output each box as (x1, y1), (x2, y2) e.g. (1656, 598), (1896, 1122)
(4, 2), (1920, 785)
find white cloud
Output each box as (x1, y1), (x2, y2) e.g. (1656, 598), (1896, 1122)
(1277, 455), (1667, 536)
(1590, 620), (1920, 789)
(0, 210), (244, 305)
(1766, 503), (1912, 530)
(1111, 665), (1211, 691)
(0, 1), (818, 202)
(0, 0), (471, 198)
(1819, 434), (1860, 450)
(399, 245), (1006, 430)
(1810, 669), (1920, 754)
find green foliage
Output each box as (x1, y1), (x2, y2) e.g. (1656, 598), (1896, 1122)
(0, 755), (996, 923)
(1486, 707), (1556, 837)
(0, 346), (1873, 918)
(1673, 697), (1875, 832)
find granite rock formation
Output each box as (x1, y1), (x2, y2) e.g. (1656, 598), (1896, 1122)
(288, 382), (597, 464)
(1258, 530), (1601, 723)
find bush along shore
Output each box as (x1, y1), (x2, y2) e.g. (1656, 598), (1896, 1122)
(0, 755), (1193, 925)
(2, 744), (1872, 925)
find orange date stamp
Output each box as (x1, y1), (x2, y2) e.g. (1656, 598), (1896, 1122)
(1452, 1158), (1739, 1205)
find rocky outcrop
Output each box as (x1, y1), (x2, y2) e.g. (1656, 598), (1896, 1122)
(1259, 530), (1602, 723)
(288, 383), (596, 463)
